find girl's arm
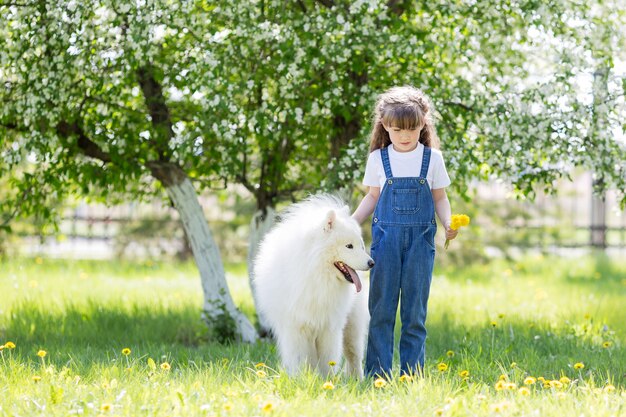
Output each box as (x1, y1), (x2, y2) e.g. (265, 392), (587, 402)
(432, 188), (458, 241)
(352, 186), (380, 225)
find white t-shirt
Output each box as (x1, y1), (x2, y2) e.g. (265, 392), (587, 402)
(363, 143), (451, 190)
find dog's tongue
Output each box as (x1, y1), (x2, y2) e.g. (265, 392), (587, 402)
(347, 266), (362, 293)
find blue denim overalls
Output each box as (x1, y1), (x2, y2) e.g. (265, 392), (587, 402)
(365, 145), (437, 378)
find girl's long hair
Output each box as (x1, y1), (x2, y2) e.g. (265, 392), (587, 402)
(368, 86), (440, 152)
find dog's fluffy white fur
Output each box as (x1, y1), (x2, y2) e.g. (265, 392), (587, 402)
(254, 194), (372, 378)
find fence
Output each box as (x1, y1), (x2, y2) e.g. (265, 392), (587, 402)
(14, 172), (626, 259)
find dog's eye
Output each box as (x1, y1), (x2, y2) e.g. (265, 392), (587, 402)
(346, 244), (353, 249)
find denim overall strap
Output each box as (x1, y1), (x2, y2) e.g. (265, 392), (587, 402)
(420, 146), (431, 178)
(380, 146), (393, 178)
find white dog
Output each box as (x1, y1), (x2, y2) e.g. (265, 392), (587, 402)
(254, 195), (374, 378)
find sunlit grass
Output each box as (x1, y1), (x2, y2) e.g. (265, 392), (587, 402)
(0, 254), (624, 416)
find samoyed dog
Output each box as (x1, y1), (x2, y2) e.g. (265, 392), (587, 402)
(254, 194), (374, 378)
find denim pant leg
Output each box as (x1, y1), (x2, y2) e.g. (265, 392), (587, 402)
(365, 228), (401, 378)
(399, 226), (435, 375)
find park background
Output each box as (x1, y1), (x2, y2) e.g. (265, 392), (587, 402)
(1, 1), (626, 416)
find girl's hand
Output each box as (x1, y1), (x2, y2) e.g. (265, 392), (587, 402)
(445, 224), (459, 241)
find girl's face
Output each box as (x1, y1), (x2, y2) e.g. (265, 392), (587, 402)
(383, 123), (423, 153)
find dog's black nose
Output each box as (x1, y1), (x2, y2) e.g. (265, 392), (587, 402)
(368, 259), (375, 269)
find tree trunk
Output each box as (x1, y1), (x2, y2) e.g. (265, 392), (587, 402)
(149, 162), (257, 343)
(247, 207), (276, 337)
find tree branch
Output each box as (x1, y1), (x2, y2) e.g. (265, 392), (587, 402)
(56, 121), (112, 163)
(136, 64), (174, 162)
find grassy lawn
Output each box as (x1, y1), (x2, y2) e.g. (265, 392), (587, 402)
(0, 254), (624, 416)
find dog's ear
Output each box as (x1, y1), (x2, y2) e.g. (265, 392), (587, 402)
(324, 210), (337, 232)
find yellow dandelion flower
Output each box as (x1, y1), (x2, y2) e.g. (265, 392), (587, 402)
(510, 362), (517, 369)
(505, 382), (517, 390)
(4, 342), (16, 349)
(559, 376), (571, 385)
(490, 321), (497, 328)
(37, 350), (47, 358)
(524, 377), (536, 385)
(32, 375), (42, 382)
(160, 362), (171, 370)
(446, 350), (455, 357)
(518, 387), (531, 396)
(498, 374), (508, 381)
(374, 377), (387, 388)
(261, 401), (275, 413)
(35, 257), (43, 264)
(604, 384), (615, 393)
(437, 363), (448, 372)
(498, 313), (506, 319)
(495, 380), (506, 391)
(100, 403), (112, 412)
(459, 370), (470, 378)
(549, 380), (563, 389)
(445, 214), (470, 249)
(434, 408), (444, 416)
(537, 377), (545, 383)
(574, 362), (585, 370)
(122, 348), (131, 356)
(328, 360), (336, 366)
(256, 370), (267, 378)
(602, 341), (611, 348)
(399, 374), (413, 383)
(223, 402), (234, 411)
(255, 362), (266, 368)
(322, 381), (335, 390)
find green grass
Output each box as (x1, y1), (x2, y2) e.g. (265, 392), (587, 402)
(1, 254), (624, 416)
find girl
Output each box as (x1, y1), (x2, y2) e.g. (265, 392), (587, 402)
(352, 86), (457, 378)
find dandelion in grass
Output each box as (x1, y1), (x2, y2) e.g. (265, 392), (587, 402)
(518, 387), (531, 396)
(459, 370), (469, 379)
(4, 342), (16, 349)
(574, 362), (585, 370)
(510, 362), (517, 369)
(37, 350), (46, 358)
(437, 363), (448, 372)
(602, 341), (611, 348)
(100, 403), (112, 412)
(524, 376), (536, 385)
(494, 380), (506, 391)
(223, 402), (234, 411)
(322, 381), (335, 390)
(445, 214), (470, 249)
(32, 375), (42, 382)
(328, 360), (336, 367)
(498, 374), (508, 381)
(604, 384), (615, 393)
(255, 362), (266, 368)
(434, 408), (444, 416)
(261, 400), (275, 413)
(160, 362), (171, 371)
(256, 370), (267, 378)
(446, 350), (455, 358)
(559, 376), (570, 385)
(122, 348), (131, 356)
(490, 321), (497, 328)
(374, 377), (387, 388)
(504, 382), (517, 390)
(399, 374), (412, 383)
(549, 380), (563, 389)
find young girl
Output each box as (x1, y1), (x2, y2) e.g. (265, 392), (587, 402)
(352, 86), (457, 378)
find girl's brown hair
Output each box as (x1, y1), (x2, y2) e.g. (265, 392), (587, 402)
(368, 86), (440, 152)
